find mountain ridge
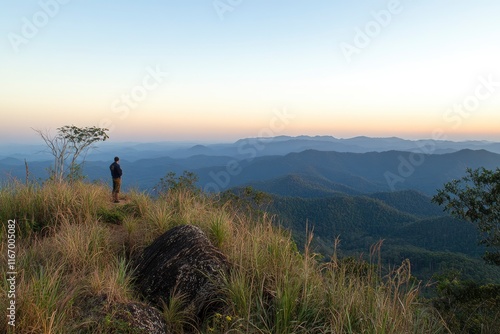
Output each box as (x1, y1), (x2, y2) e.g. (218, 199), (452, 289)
(2, 135), (500, 162)
(2, 148), (500, 195)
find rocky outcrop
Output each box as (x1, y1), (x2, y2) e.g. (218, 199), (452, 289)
(76, 294), (168, 334)
(133, 224), (230, 321)
(111, 302), (168, 334)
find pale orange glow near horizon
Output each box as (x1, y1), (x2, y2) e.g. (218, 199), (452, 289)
(2, 1), (500, 144)
(2, 102), (499, 144)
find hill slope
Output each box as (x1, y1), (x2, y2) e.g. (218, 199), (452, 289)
(267, 192), (500, 284)
(200, 149), (500, 195)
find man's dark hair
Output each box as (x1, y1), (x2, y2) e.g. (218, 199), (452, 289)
(114, 156), (120, 162)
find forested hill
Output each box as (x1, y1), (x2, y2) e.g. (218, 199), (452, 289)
(199, 149), (500, 195)
(366, 190), (447, 218)
(267, 191), (500, 285)
(236, 150), (500, 196)
(243, 174), (363, 198)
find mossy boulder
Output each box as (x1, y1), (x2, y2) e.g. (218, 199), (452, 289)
(133, 225), (230, 322)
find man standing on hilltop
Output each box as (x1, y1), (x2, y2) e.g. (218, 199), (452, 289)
(109, 156), (122, 203)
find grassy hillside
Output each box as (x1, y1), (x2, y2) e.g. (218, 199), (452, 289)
(0, 180), (448, 333)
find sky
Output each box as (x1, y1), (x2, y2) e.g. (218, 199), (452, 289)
(1, 0), (500, 143)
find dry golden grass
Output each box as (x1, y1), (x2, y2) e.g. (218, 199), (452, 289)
(0, 181), (447, 333)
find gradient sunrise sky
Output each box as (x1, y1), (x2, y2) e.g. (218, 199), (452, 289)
(1, 0), (499, 143)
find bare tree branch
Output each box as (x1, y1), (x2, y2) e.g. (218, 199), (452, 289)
(32, 125), (109, 182)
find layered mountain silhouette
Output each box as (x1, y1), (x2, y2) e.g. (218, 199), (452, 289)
(2, 144), (500, 196)
(197, 148), (500, 195)
(2, 136), (500, 284)
(2, 135), (500, 161)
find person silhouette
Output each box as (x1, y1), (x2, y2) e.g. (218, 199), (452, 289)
(109, 156), (122, 203)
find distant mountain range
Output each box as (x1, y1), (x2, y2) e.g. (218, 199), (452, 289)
(201, 149), (500, 195)
(2, 135), (500, 162)
(2, 137), (500, 195)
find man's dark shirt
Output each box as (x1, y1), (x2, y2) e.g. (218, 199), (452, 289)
(110, 162), (122, 179)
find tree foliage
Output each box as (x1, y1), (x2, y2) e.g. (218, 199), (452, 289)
(220, 186), (273, 220)
(33, 125), (109, 181)
(154, 170), (200, 196)
(432, 271), (500, 334)
(433, 167), (500, 265)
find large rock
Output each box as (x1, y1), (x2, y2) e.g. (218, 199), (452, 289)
(76, 294), (168, 334)
(110, 302), (168, 334)
(133, 224), (230, 321)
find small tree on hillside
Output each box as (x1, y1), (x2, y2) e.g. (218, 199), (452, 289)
(432, 167), (500, 265)
(154, 171), (200, 196)
(33, 125), (109, 182)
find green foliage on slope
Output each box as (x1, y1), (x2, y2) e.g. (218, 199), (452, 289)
(433, 167), (500, 265)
